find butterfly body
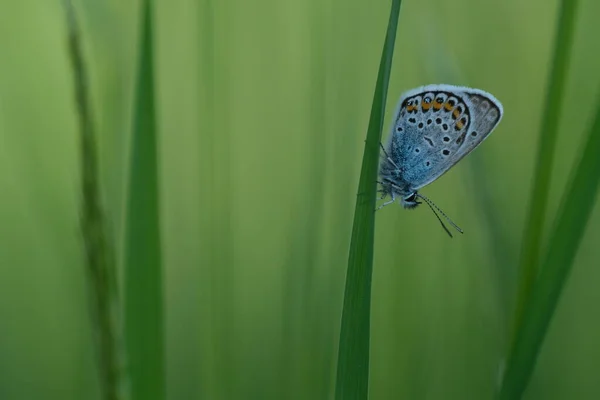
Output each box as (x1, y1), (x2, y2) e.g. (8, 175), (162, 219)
(379, 84), (503, 211)
(378, 84), (504, 236)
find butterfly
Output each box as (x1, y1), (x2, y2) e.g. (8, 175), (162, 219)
(377, 84), (503, 237)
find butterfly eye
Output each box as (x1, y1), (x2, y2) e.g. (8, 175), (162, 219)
(424, 97), (432, 103)
(407, 100), (413, 106)
(436, 97), (444, 104)
(405, 193), (418, 202)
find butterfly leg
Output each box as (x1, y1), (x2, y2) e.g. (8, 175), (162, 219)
(375, 180), (389, 200)
(357, 183), (387, 198)
(375, 192), (396, 211)
(379, 142), (400, 170)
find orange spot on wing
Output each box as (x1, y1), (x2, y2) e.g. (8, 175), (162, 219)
(422, 103), (431, 111)
(407, 105), (415, 112)
(452, 108), (461, 119)
(444, 102), (454, 111)
(455, 120), (464, 130)
(433, 102), (442, 110)
(456, 131), (466, 145)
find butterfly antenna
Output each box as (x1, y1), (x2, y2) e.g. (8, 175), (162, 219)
(419, 197), (453, 238)
(415, 193), (464, 237)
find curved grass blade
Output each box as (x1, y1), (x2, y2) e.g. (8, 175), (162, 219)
(510, 0), (580, 346)
(124, 1), (164, 399)
(499, 92), (600, 399)
(63, 1), (128, 399)
(335, 1), (402, 399)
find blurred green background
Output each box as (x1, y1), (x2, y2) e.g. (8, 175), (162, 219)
(1, 0), (600, 399)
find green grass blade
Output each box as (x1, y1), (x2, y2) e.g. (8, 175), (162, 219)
(335, 1), (402, 398)
(124, 1), (164, 399)
(63, 1), (128, 399)
(510, 0), (580, 345)
(499, 93), (600, 399)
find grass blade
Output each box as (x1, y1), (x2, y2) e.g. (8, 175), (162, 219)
(499, 93), (600, 399)
(124, 1), (164, 399)
(510, 0), (580, 345)
(335, 1), (402, 398)
(63, 1), (128, 399)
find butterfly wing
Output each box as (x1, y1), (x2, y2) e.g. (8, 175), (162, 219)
(388, 84), (503, 191)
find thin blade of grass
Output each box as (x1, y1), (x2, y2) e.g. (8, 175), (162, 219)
(63, 2), (128, 400)
(499, 93), (600, 399)
(123, 1), (164, 399)
(335, 1), (402, 398)
(510, 0), (580, 346)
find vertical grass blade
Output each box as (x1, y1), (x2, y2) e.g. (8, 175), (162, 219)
(124, 1), (164, 399)
(510, 0), (579, 344)
(63, 1), (128, 399)
(499, 94), (600, 399)
(335, 1), (402, 398)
